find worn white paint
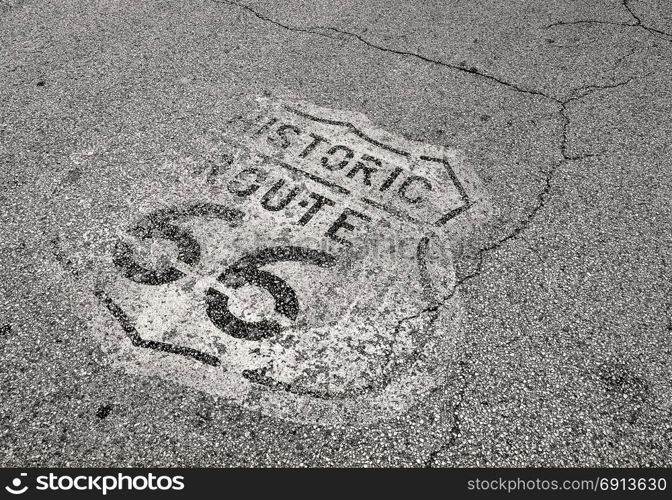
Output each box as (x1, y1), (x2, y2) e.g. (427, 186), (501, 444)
(61, 98), (491, 425)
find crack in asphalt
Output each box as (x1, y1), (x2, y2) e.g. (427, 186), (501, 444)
(215, 0), (550, 101)
(560, 77), (639, 161)
(613, 46), (645, 71)
(419, 78), (639, 465)
(422, 357), (468, 467)
(451, 77), (639, 289)
(214, 0), (653, 464)
(217, 0), (339, 41)
(661, 257), (671, 337)
(545, 0), (672, 40)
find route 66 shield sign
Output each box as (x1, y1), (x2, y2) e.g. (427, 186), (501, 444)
(57, 98), (490, 425)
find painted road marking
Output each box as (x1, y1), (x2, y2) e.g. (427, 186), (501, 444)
(57, 98), (490, 425)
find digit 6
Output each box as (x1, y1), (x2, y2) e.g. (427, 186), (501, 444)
(113, 203), (243, 285)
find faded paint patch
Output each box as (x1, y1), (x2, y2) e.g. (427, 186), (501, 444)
(51, 98), (491, 425)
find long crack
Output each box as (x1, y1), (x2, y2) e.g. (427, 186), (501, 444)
(453, 77), (639, 288)
(545, 0), (672, 40)
(422, 357), (468, 467)
(419, 79), (639, 464)
(213, 0), (653, 464)
(215, 0), (551, 101)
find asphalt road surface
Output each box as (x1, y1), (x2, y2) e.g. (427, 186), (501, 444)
(0, 0), (670, 467)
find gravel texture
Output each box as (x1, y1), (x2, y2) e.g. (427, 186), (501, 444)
(0, 0), (670, 467)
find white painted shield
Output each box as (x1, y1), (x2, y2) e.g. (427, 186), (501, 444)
(58, 98), (490, 425)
